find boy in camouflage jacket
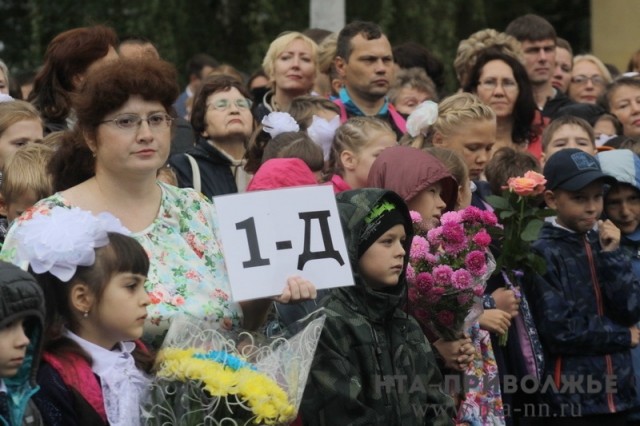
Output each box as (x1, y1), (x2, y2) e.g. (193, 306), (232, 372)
(301, 188), (454, 425)
(526, 149), (640, 423)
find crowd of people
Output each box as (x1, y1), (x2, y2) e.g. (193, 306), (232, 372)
(1, 11), (640, 426)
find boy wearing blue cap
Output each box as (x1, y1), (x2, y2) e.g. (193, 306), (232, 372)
(524, 148), (640, 425)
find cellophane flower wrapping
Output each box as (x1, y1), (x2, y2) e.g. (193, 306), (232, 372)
(407, 207), (497, 342)
(142, 310), (326, 426)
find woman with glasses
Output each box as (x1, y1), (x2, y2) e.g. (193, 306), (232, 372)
(567, 54), (612, 105)
(170, 75), (254, 198)
(1, 58), (315, 349)
(463, 48), (545, 161)
(254, 32), (318, 122)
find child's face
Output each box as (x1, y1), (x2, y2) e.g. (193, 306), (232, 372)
(0, 318), (30, 378)
(407, 182), (446, 230)
(347, 130), (396, 188)
(544, 124), (596, 163)
(83, 272), (150, 349)
(544, 181), (604, 233)
(435, 119), (495, 180)
(593, 118), (617, 139)
(604, 184), (640, 235)
(359, 224), (406, 289)
(6, 190), (38, 223)
(0, 119), (43, 169)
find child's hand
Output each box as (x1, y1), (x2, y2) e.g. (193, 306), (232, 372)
(433, 335), (475, 371)
(598, 219), (621, 252)
(272, 276), (317, 304)
(630, 326), (640, 347)
(491, 287), (520, 317)
(478, 309), (512, 335)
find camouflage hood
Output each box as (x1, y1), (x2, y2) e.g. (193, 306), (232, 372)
(335, 189), (414, 321)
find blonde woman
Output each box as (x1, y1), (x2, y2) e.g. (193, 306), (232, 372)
(254, 32), (318, 121)
(568, 54), (613, 105)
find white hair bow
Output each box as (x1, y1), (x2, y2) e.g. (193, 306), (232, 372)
(307, 115), (341, 161)
(406, 100), (439, 138)
(261, 112), (300, 138)
(15, 206), (131, 282)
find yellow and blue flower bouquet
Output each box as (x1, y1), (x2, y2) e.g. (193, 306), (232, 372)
(143, 311), (325, 425)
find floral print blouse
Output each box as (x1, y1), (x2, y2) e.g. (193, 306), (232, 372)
(0, 182), (243, 349)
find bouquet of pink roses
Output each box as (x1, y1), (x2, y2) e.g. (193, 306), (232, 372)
(407, 206), (498, 341)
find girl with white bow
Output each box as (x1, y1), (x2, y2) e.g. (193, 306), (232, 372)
(14, 207), (152, 426)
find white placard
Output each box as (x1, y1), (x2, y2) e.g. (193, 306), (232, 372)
(214, 185), (354, 301)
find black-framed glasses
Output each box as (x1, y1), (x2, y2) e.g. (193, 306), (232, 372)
(206, 98), (252, 111)
(100, 113), (174, 130)
(570, 75), (606, 86)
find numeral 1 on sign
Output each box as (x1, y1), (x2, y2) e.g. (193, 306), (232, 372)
(235, 217), (270, 268)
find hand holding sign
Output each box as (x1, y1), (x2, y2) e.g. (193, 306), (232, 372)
(214, 185), (354, 302)
(273, 276), (318, 304)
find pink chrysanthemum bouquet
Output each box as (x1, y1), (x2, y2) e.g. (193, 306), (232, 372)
(407, 206), (498, 341)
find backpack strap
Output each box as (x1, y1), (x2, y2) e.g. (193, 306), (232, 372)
(387, 103), (407, 134)
(185, 153), (201, 193)
(333, 99), (349, 124)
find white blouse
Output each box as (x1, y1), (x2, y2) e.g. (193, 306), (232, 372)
(64, 330), (150, 426)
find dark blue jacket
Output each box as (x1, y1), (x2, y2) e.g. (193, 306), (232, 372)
(169, 136), (239, 200)
(526, 222), (640, 415)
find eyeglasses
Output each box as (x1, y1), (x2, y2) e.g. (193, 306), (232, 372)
(206, 98), (253, 111)
(477, 79), (518, 92)
(100, 113), (174, 131)
(570, 75), (606, 86)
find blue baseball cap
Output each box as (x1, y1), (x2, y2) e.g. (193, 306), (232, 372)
(544, 148), (617, 191)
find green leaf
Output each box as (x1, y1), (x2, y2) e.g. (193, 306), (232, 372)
(485, 195), (512, 211)
(520, 219), (544, 241)
(500, 210), (516, 219)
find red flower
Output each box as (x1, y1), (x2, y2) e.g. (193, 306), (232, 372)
(472, 230), (491, 248)
(416, 272), (435, 292)
(481, 210), (498, 227)
(465, 250), (488, 276)
(149, 291), (163, 305)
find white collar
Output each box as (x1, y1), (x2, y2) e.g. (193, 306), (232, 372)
(63, 329), (135, 376)
(0, 379), (6, 394)
(63, 329), (148, 426)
